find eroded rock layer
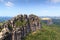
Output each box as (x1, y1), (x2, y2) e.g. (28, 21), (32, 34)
(0, 14), (41, 40)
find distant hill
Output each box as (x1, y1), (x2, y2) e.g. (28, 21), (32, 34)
(52, 19), (60, 25)
(0, 17), (12, 22)
(40, 16), (60, 19)
(40, 16), (60, 25)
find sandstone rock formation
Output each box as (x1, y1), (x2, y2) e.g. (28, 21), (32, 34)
(0, 14), (41, 40)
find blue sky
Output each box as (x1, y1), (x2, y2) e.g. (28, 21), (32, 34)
(0, 0), (60, 17)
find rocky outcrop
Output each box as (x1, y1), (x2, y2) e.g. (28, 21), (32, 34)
(0, 14), (41, 40)
(29, 14), (41, 32)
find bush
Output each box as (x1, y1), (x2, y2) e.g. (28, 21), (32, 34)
(25, 24), (60, 40)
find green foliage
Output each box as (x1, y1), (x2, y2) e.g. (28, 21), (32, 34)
(15, 20), (26, 27)
(0, 22), (3, 26)
(0, 22), (3, 32)
(8, 25), (13, 31)
(25, 24), (60, 40)
(0, 29), (1, 32)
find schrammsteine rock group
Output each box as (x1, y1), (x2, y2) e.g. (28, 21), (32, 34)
(0, 14), (41, 40)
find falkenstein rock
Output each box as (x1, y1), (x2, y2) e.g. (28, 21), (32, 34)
(0, 14), (41, 40)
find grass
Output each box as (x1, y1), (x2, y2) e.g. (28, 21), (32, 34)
(25, 24), (60, 40)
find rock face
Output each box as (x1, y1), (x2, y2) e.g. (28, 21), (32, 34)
(0, 14), (41, 40)
(29, 14), (41, 32)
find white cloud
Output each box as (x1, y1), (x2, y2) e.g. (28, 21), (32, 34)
(5, 2), (14, 7)
(48, 0), (60, 3)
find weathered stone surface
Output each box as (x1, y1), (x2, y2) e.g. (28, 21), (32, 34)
(29, 14), (41, 32)
(0, 14), (41, 40)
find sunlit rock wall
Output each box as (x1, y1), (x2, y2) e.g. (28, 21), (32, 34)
(0, 14), (41, 40)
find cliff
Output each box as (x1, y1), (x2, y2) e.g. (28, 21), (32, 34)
(0, 14), (41, 40)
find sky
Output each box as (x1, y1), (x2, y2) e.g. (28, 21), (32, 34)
(0, 0), (60, 17)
